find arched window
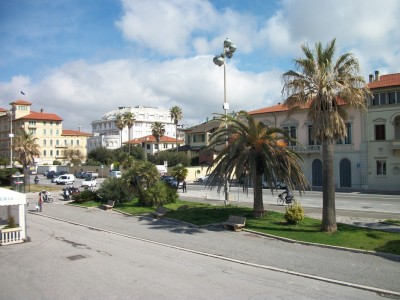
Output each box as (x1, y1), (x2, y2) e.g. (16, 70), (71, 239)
(56, 150), (59, 156)
(50, 150), (53, 156)
(71, 140), (74, 146)
(340, 158), (352, 187)
(43, 129), (46, 135)
(43, 139), (47, 146)
(50, 140), (53, 146)
(394, 115), (400, 139)
(312, 159), (322, 186)
(77, 140), (79, 146)
(43, 150), (47, 156)
(56, 140), (59, 146)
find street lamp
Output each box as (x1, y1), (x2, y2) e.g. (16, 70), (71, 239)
(213, 38), (237, 206)
(7, 106), (16, 168)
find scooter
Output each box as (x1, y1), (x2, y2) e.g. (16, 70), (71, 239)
(41, 190), (54, 203)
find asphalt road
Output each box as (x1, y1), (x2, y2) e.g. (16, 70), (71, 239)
(0, 209), (395, 300)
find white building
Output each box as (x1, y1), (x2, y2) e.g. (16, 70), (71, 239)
(87, 106), (176, 151)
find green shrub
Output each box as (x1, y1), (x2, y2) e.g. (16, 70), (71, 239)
(72, 189), (98, 203)
(140, 181), (178, 207)
(97, 178), (134, 203)
(7, 215), (17, 228)
(284, 200), (305, 224)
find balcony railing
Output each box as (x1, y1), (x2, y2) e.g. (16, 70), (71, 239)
(392, 140), (400, 150)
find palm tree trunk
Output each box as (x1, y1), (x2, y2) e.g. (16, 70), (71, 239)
(128, 128), (131, 155)
(253, 173), (265, 218)
(321, 138), (337, 232)
(175, 124), (178, 152)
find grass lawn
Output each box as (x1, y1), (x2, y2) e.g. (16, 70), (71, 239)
(70, 199), (400, 255)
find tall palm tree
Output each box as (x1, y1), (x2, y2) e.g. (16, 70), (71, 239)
(207, 111), (308, 218)
(281, 38), (369, 232)
(170, 106), (183, 152)
(151, 122), (165, 155)
(123, 111), (136, 155)
(13, 130), (40, 185)
(114, 114), (125, 148)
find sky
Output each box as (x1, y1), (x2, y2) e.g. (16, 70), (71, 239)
(1, 0), (399, 133)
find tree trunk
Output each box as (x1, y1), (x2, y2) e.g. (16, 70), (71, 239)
(321, 138), (337, 232)
(253, 173), (265, 218)
(176, 124), (178, 152)
(128, 128), (131, 155)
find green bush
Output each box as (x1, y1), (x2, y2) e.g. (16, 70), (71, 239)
(284, 200), (305, 224)
(97, 178), (134, 203)
(140, 181), (178, 207)
(72, 189), (98, 203)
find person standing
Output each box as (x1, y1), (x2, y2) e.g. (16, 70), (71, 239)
(38, 192), (43, 212)
(182, 180), (187, 193)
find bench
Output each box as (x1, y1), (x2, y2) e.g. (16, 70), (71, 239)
(152, 206), (168, 218)
(101, 200), (115, 210)
(223, 215), (246, 232)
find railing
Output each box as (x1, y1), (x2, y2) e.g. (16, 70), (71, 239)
(0, 227), (24, 245)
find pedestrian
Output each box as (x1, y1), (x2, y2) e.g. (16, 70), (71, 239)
(37, 192), (43, 212)
(182, 180), (187, 193)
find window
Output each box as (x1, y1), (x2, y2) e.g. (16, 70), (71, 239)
(389, 92), (396, 104)
(77, 140), (80, 146)
(50, 140), (53, 146)
(373, 93), (388, 106)
(164, 143), (168, 149)
(376, 160), (386, 175)
(283, 126), (297, 146)
(146, 144), (150, 149)
(43, 139), (47, 146)
(155, 144), (159, 149)
(56, 150), (59, 156)
(71, 140), (74, 146)
(43, 129), (46, 134)
(64, 140), (67, 146)
(375, 124), (386, 140)
(56, 140), (59, 146)
(337, 123), (352, 144)
(50, 150), (53, 156)
(43, 150), (47, 156)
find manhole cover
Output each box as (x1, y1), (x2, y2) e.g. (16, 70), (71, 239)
(66, 254), (86, 261)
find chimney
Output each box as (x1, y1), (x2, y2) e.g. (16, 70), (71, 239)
(78, 126), (81, 132)
(369, 74), (374, 83)
(40, 109), (43, 113)
(375, 70), (380, 81)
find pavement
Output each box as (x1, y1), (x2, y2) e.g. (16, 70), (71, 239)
(19, 189), (400, 297)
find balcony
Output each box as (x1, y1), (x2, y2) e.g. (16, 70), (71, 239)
(392, 140), (400, 150)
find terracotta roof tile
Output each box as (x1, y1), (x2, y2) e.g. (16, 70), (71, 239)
(17, 111), (63, 121)
(62, 129), (92, 137)
(368, 73), (400, 89)
(0, 108), (8, 113)
(10, 99), (32, 106)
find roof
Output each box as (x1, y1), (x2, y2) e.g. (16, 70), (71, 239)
(62, 130), (92, 137)
(10, 99), (32, 106)
(368, 73), (400, 89)
(0, 108), (7, 113)
(16, 111), (63, 121)
(249, 98), (346, 115)
(125, 135), (184, 145)
(185, 119), (221, 133)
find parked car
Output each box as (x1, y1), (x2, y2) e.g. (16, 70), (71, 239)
(84, 171), (99, 179)
(75, 171), (85, 179)
(81, 177), (97, 187)
(197, 175), (210, 183)
(51, 176), (61, 183)
(262, 180), (287, 189)
(47, 171), (57, 179)
(109, 170), (122, 178)
(56, 174), (75, 185)
(161, 177), (183, 189)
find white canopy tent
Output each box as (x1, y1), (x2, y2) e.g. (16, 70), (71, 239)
(0, 188), (27, 244)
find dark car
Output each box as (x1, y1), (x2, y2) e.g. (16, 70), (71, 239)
(46, 171), (57, 179)
(161, 177), (183, 189)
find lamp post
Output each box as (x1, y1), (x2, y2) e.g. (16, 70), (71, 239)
(213, 38), (237, 206)
(7, 106), (15, 168)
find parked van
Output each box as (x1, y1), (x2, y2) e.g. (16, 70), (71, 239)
(56, 174), (75, 185)
(109, 171), (122, 178)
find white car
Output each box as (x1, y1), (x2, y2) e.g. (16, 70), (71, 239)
(81, 177), (97, 187)
(197, 175), (210, 183)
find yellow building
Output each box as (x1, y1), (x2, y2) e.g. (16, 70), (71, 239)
(0, 100), (91, 166)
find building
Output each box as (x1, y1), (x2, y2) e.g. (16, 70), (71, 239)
(365, 71), (400, 191)
(0, 100), (91, 165)
(126, 135), (184, 155)
(249, 103), (366, 191)
(87, 106), (177, 151)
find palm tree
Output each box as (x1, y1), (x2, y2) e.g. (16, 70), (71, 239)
(170, 106), (183, 152)
(13, 130), (40, 185)
(123, 111), (136, 155)
(171, 163), (188, 188)
(114, 114), (125, 148)
(207, 111), (308, 218)
(281, 38), (369, 232)
(151, 122), (165, 155)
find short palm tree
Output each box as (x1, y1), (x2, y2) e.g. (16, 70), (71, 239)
(281, 38), (369, 232)
(114, 114), (125, 148)
(123, 111), (136, 155)
(171, 163), (188, 187)
(170, 106), (183, 152)
(207, 111), (308, 218)
(151, 122), (165, 155)
(14, 130), (40, 185)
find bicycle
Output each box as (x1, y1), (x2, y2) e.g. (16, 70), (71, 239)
(277, 193), (293, 205)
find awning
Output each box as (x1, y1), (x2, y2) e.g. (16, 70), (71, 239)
(0, 188), (27, 206)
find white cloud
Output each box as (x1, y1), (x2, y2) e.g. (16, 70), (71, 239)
(1, 56), (278, 132)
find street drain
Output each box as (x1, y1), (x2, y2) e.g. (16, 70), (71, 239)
(67, 254), (86, 261)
